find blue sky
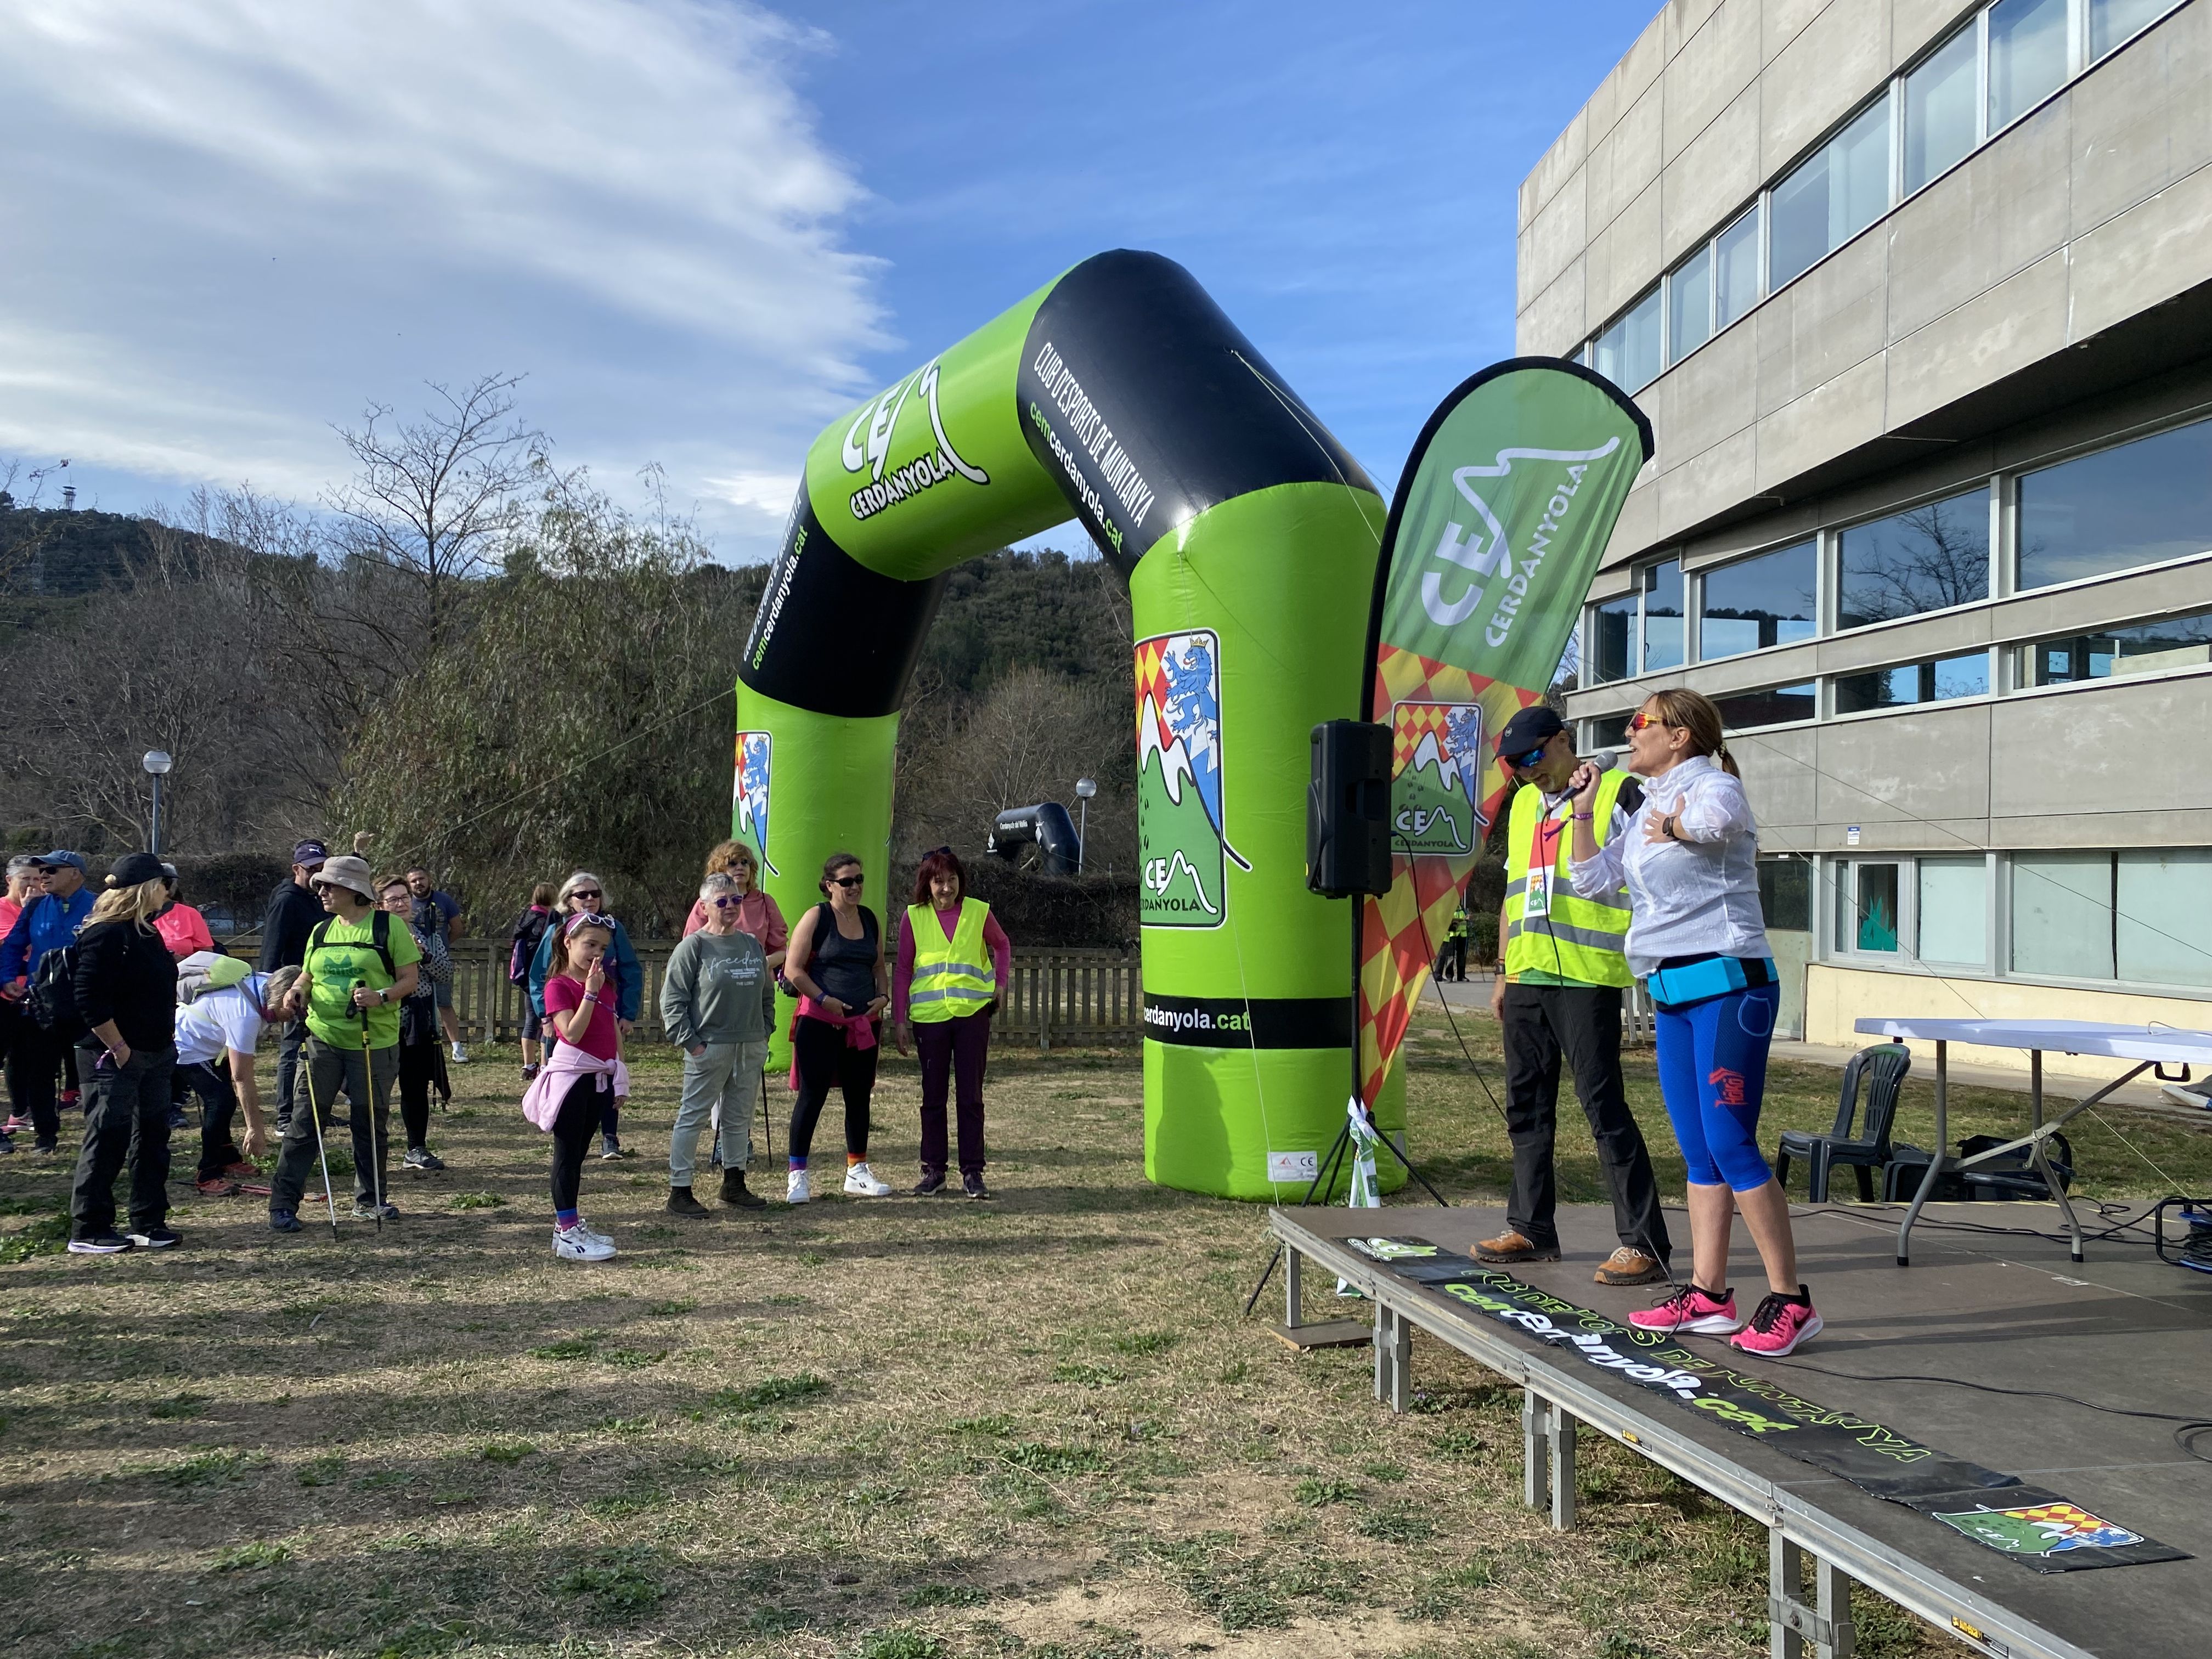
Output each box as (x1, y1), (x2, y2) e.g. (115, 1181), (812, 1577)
(0, 0), (1657, 562)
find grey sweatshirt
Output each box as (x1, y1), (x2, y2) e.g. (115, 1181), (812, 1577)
(661, 928), (768, 1049)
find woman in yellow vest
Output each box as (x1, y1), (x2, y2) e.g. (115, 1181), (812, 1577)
(893, 848), (1011, 1198)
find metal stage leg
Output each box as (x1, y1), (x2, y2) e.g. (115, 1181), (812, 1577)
(1770, 1530), (1857, 1658)
(1896, 1041), (1947, 1266)
(1520, 1390), (1576, 1531)
(2027, 1051), (2087, 1262)
(1373, 1302), (1411, 1413)
(1284, 1247), (1302, 1330)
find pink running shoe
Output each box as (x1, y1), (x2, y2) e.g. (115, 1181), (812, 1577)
(1729, 1289), (1823, 1357)
(1629, 1283), (1740, 1335)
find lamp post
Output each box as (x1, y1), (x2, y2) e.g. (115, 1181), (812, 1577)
(142, 750), (173, 855)
(1074, 777), (1097, 874)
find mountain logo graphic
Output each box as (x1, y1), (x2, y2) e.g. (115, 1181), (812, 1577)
(1931, 1499), (2146, 1556)
(732, 730), (777, 876)
(1389, 699), (1487, 855)
(1134, 629), (1244, 929)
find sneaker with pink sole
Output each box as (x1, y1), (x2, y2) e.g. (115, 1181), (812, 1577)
(1628, 1283), (1741, 1335)
(1730, 1289), (1822, 1356)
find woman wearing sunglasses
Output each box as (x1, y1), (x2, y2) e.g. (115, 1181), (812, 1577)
(779, 852), (891, 1203)
(1566, 688), (1819, 1356)
(525, 871), (643, 1159)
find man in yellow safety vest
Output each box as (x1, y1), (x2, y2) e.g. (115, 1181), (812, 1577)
(1479, 705), (1671, 1287)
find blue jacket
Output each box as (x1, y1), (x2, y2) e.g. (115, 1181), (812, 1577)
(528, 914), (642, 1024)
(2, 889), (95, 986)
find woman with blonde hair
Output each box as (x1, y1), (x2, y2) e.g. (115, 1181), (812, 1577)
(66, 854), (182, 1254)
(1567, 688), (1819, 1356)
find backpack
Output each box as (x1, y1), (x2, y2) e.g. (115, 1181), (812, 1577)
(305, 911), (395, 981)
(509, 906), (551, 986)
(27, 943), (84, 1040)
(177, 950), (253, 1005)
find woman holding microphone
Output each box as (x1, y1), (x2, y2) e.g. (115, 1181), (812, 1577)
(1566, 688), (1819, 1356)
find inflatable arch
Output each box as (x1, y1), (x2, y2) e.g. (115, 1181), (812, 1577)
(735, 249), (1404, 1199)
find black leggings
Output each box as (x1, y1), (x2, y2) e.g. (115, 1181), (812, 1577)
(549, 1074), (607, 1214)
(787, 1016), (876, 1164)
(397, 1034), (438, 1151)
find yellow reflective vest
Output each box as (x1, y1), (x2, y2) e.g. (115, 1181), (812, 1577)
(1502, 766), (1634, 988)
(905, 897), (995, 1022)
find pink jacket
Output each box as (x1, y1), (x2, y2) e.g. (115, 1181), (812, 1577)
(521, 1037), (630, 1132)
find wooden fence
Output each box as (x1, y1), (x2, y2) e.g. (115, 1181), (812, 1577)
(234, 936), (1144, 1049)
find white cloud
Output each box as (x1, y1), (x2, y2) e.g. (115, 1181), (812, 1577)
(0, 0), (884, 556)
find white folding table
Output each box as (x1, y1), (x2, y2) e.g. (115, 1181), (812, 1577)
(1850, 1017), (2212, 1266)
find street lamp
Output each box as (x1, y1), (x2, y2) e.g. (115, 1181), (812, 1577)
(1073, 777), (1097, 874)
(142, 751), (173, 855)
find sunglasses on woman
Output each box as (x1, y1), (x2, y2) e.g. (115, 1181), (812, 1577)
(1626, 712), (1676, 734)
(711, 895), (745, 910)
(569, 889), (602, 902)
(830, 874), (864, 889)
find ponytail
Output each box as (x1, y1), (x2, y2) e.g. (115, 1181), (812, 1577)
(1643, 688), (1737, 776)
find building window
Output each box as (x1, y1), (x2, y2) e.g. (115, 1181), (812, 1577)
(1834, 651), (1989, 713)
(2016, 416), (2212, 589)
(2117, 849), (2212, 988)
(1588, 713), (1631, 750)
(1667, 243), (1713, 365)
(2093, 0), (2183, 60)
(1594, 285), (1662, 394)
(1589, 592), (1637, 684)
(1714, 682), (1816, 730)
(1643, 559), (1685, 673)
(2012, 608), (2212, 686)
(1759, 856), (1812, 933)
(2011, 851), (2115, 979)
(1916, 857), (1988, 966)
(1988, 0), (2071, 132)
(1697, 540), (1816, 661)
(1838, 860), (1903, 953)
(1837, 490), (1990, 629)
(1904, 21), (1981, 193)
(1769, 91), (1893, 288)
(1714, 205), (1761, 329)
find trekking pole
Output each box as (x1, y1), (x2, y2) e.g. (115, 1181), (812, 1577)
(299, 1042), (341, 1239)
(354, 983), (385, 1237)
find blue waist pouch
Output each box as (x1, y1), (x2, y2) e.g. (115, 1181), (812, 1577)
(1646, 953), (1774, 1011)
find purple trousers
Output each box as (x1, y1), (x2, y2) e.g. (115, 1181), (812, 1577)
(913, 1011), (989, 1176)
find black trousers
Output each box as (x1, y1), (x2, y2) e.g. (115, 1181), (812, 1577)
(396, 1032), (439, 1151)
(1500, 983), (1671, 1261)
(788, 1015), (876, 1163)
(1444, 937), (1468, 980)
(173, 1059), (245, 1181)
(6, 1014), (71, 1149)
(274, 1018), (308, 1128)
(70, 1043), (176, 1238)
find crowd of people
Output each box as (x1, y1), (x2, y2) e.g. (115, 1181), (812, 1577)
(0, 832), (1014, 1262)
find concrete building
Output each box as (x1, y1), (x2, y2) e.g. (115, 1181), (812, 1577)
(1519, 0), (2212, 1085)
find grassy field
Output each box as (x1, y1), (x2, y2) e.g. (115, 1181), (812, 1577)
(1, 1008), (2207, 1659)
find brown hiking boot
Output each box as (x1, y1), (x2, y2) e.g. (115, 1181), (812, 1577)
(1474, 1229), (1561, 1263)
(1594, 1247), (1666, 1286)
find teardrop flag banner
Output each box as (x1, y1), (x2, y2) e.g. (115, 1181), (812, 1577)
(1356, 360), (1653, 1109)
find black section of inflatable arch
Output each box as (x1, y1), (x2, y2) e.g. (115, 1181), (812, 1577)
(1016, 250), (1378, 576)
(738, 489), (948, 719)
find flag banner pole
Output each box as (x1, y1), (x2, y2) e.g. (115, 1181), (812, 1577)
(1353, 359), (1652, 1112)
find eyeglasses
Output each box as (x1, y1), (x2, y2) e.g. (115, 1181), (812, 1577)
(568, 889), (602, 902)
(830, 874), (864, 889)
(1505, 745), (1547, 771)
(1626, 712), (1678, 734)
(712, 895), (745, 910)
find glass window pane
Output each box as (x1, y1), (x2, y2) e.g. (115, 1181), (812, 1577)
(1842, 861), (1901, 952)
(1838, 489), (1990, 628)
(1760, 857), (1812, 932)
(2011, 851), (2114, 978)
(2094, 0), (2180, 59)
(1904, 24), (1979, 193)
(1668, 244), (1713, 364)
(1589, 713), (1631, 750)
(1595, 286), (1662, 393)
(2017, 417), (2212, 589)
(1928, 651), (1988, 699)
(1715, 206), (1761, 328)
(1642, 559), (1684, 672)
(2115, 849), (2212, 986)
(1715, 682), (1815, 730)
(2015, 608), (2212, 686)
(1989, 0), (2070, 132)
(1698, 540), (1816, 660)
(1768, 144), (1833, 289)
(1590, 594), (1636, 683)
(1768, 95), (1893, 289)
(1917, 857), (1987, 964)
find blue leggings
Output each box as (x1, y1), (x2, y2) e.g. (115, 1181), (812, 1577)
(1654, 980), (1780, 1192)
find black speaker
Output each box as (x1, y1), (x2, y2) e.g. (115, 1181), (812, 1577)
(1307, 720), (1392, 898)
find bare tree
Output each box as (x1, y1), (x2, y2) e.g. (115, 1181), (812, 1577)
(1841, 499), (1987, 625)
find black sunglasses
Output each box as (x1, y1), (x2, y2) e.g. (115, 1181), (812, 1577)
(568, 889), (602, 902)
(830, 874), (864, 889)
(1505, 745), (1547, 771)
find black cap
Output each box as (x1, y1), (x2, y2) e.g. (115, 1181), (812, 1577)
(107, 852), (167, 888)
(1495, 704), (1566, 759)
(292, 839), (329, 870)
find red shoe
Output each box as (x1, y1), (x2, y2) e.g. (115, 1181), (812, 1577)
(1628, 1283), (1740, 1335)
(222, 1161), (259, 1180)
(195, 1176), (241, 1197)
(1729, 1289), (1823, 1357)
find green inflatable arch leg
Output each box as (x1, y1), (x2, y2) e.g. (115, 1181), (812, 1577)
(736, 250), (1402, 1199)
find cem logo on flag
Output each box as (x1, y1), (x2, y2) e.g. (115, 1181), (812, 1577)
(839, 358), (990, 522)
(732, 730), (778, 877)
(1420, 439), (1623, 631)
(1390, 700), (1486, 855)
(1135, 630), (1231, 928)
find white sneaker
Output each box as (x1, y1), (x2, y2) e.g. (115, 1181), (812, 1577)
(579, 1220), (615, 1247)
(842, 1161), (891, 1198)
(451, 1042), (471, 1063)
(786, 1167), (811, 1205)
(552, 1223), (615, 1261)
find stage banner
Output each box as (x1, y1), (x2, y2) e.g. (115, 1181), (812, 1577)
(1345, 1238), (2189, 1572)
(1356, 362), (1651, 1107)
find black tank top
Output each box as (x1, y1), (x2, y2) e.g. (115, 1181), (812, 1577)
(809, 904), (878, 1009)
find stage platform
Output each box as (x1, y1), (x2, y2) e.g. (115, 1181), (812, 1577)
(1264, 1199), (2210, 1659)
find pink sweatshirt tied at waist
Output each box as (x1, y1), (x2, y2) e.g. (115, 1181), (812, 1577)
(521, 1039), (630, 1132)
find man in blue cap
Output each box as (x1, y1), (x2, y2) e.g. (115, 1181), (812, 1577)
(1, 850), (95, 1154)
